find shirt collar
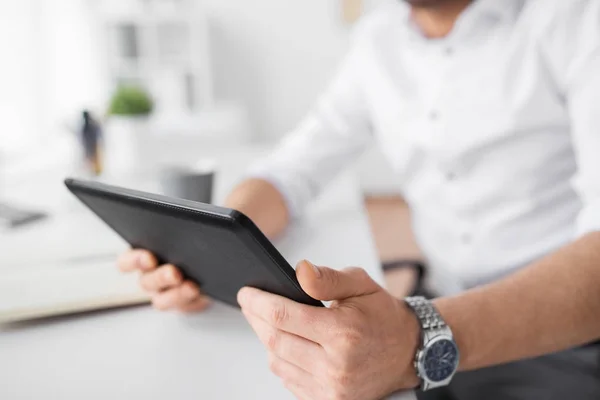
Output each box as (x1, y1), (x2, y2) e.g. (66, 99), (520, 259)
(395, 0), (524, 24)
(473, 0), (524, 22)
(394, 0), (524, 41)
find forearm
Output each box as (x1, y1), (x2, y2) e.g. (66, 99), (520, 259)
(435, 231), (600, 371)
(224, 178), (291, 239)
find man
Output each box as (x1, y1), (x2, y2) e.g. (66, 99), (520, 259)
(118, 0), (600, 399)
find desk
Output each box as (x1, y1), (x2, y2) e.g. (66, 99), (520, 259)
(0, 147), (415, 400)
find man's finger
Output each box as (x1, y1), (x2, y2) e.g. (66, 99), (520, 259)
(267, 353), (320, 400)
(177, 296), (211, 313)
(296, 260), (380, 301)
(139, 265), (183, 292)
(243, 313), (325, 374)
(284, 383), (316, 400)
(118, 250), (157, 273)
(151, 281), (201, 311)
(237, 287), (330, 343)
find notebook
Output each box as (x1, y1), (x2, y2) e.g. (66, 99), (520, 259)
(0, 258), (149, 324)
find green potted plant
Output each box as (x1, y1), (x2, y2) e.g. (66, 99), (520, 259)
(108, 86), (154, 117)
(103, 85), (154, 175)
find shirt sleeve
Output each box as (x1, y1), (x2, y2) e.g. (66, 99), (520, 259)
(248, 37), (373, 218)
(549, 1), (600, 236)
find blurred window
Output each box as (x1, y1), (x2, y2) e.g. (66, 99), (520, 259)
(0, 0), (43, 153)
(0, 0), (104, 157)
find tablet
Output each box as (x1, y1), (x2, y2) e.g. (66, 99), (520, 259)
(64, 178), (322, 308)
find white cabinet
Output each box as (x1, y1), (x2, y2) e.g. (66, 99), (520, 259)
(93, 0), (213, 119)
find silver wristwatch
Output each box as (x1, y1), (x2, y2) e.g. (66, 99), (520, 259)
(404, 297), (460, 391)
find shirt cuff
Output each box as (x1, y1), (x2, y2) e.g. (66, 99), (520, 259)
(576, 203), (600, 237)
(245, 167), (307, 220)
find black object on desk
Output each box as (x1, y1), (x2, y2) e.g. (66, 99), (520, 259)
(0, 202), (47, 229)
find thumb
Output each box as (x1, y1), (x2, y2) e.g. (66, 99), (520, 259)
(296, 260), (380, 302)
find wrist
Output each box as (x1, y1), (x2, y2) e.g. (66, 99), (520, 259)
(396, 300), (422, 390)
(433, 297), (470, 371)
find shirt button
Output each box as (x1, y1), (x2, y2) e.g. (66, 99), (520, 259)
(429, 110), (440, 121)
(444, 47), (454, 56)
(446, 172), (456, 181)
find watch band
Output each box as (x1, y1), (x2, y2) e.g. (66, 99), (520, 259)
(405, 296), (446, 331)
(404, 296), (458, 391)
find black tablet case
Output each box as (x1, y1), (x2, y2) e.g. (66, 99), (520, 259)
(65, 179), (322, 308)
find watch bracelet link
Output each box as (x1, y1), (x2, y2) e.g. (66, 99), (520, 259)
(404, 296), (446, 331)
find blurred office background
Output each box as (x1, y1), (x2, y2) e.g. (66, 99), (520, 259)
(0, 0), (417, 260)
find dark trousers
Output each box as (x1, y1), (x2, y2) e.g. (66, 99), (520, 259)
(409, 284), (600, 400)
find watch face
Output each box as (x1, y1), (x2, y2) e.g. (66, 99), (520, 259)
(422, 338), (459, 383)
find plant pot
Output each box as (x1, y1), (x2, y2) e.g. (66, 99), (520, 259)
(102, 116), (149, 177)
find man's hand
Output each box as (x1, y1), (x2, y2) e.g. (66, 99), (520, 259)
(117, 249), (211, 312)
(238, 260), (421, 400)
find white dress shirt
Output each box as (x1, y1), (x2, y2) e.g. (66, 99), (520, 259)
(250, 0), (600, 295)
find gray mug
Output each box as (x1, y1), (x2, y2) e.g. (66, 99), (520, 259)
(160, 163), (215, 204)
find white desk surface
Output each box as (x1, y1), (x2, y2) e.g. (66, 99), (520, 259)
(0, 147), (415, 400)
